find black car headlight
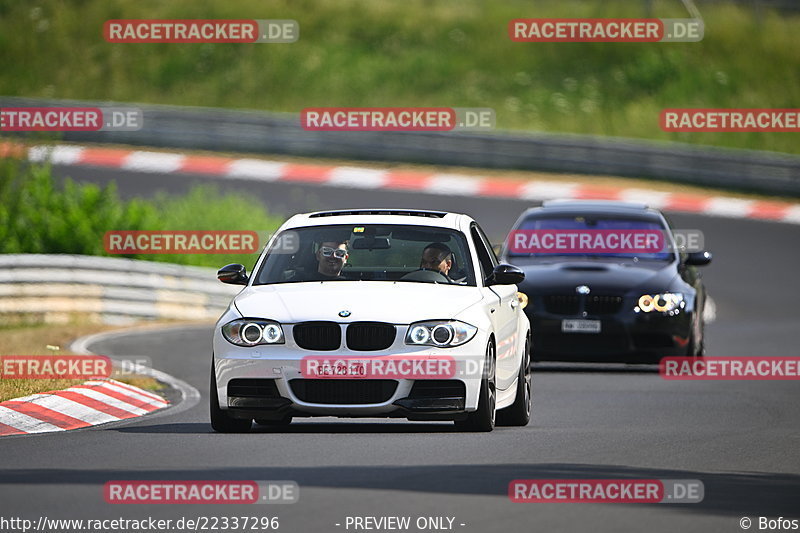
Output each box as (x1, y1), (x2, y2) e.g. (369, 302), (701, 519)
(635, 293), (685, 314)
(405, 320), (477, 347)
(222, 318), (285, 346)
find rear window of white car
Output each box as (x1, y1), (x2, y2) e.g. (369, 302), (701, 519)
(253, 224), (477, 286)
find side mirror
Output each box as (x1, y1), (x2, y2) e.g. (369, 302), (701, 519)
(684, 251), (712, 266)
(485, 264), (525, 286)
(217, 263), (249, 285)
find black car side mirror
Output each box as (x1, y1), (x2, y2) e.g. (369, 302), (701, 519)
(684, 251), (712, 266)
(485, 264), (525, 286)
(218, 263), (249, 285)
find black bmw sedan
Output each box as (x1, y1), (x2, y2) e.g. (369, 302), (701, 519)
(500, 200), (712, 364)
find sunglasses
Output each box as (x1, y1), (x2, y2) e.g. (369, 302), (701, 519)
(320, 246), (347, 259)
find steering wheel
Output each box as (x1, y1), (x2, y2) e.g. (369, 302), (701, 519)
(399, 268), (451, 284)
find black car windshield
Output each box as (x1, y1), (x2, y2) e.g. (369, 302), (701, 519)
(254, 224), (476, 286)
(507, 215), (675, 261)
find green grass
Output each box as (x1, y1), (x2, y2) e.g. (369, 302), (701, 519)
(0, 155), (283, 268)
(0, 0), (798, 154)
(0, 318), (164, 402)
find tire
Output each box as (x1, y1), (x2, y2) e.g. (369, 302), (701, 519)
(687, 299), (707, 357)
(210, 363), (252, 433)
(687, 317), (705, 357)
(255, 416), (293, 427)
(696, 316), (706, 357)
(497, 333), (531, 427)
(455, 340), (496, 432)
(687, 334), (705, 358)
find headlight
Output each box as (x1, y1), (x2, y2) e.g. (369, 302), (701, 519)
(222, 318), (285, 346)
(405, 320), (477, 347)
(635, 293), (685, 314)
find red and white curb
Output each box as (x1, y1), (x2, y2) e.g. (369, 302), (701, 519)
(3, 141), (799, 224)
(0, 378), (168, 436)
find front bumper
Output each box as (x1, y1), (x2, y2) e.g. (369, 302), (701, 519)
(527, 302), (694, 364)
(222, 376), (469, 421)
(212, 326), (488, 420)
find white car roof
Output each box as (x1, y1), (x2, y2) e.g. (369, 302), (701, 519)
(279, 209), (473, 232)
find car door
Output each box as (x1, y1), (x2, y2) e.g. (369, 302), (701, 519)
(471, 223), (520, 390)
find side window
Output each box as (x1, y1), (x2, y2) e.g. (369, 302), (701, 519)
(475, 224), (499, 266)
(470, 224), (495, 280)
(662, 215), (683, 261)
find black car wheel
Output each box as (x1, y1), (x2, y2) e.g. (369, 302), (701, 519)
(687, 313), (706, 357)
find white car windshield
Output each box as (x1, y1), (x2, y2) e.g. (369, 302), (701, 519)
(253, 224), (477, 286)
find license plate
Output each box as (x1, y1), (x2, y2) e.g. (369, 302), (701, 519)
(561, 319), (601, 333)
(313, 361), (367, 377)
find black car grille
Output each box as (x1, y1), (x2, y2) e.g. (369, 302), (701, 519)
(346, 322), (396, 351)
(289, 379), (398, 404)
(227, 379), (281, 398)
(293, 321), (341, 351)
(544, 295), (580, 315)
(543, 294), (623, 315)
(586, 295), (624, 315)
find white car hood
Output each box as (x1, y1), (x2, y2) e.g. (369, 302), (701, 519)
(233, 281), (483, 324)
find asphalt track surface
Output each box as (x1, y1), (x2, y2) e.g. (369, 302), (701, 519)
(1, 164), (799, 532)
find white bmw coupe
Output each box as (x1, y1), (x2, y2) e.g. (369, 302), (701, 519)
(211, 209), (531, 432)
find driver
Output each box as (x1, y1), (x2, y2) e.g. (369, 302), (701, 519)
(315, 240), (349, 279)
(420, 242), (453, 277)
(290, 239), (349, 281)
(399, 242), (466, 284)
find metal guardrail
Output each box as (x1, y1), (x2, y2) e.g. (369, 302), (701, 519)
(0, 254), (238, 323)
(2, 96), (799, 196)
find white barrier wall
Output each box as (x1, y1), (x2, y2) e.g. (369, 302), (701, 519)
(0, 254), (240, 323)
